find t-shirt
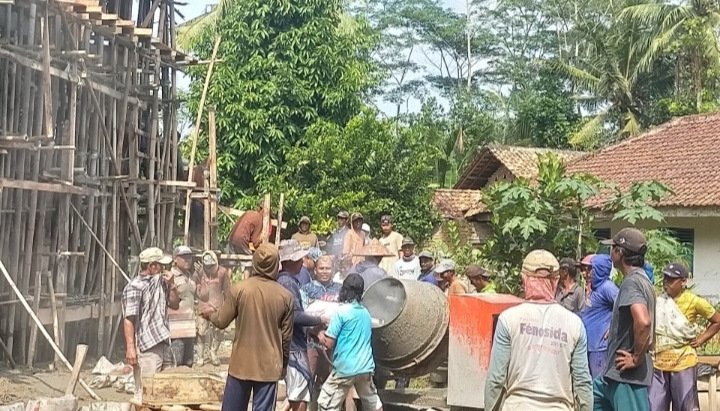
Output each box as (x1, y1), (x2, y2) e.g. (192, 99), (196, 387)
(379, 231), (403, 274)
(291, 232), (318, 248)
(449, 280), (468, 295)
(393, 256), (421, 280)
(484, 303), (592, 411)
(325, 302), (375, 378)
(654, 291), (716, 372)
(603, 268), (656, 386)
(555, 283), (587, 314)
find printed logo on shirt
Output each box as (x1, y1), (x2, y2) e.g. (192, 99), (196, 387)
(520, 322), (568, 343)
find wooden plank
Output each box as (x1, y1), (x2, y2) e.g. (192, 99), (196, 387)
(65, 344), (88, 395)
(0, 178), (97, 196)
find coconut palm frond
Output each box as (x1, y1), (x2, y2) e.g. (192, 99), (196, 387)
(620, 110), (641, 137)
(634, 20), (685, 75)
(550, 59), (601, 91)
(569, 112), (607, 149)
(177, 7), (219, 52)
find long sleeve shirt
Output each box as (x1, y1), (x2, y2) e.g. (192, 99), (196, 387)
(209, 276), (294, 382)
(484, 303), (592, 411)
(278, 271), (322, 352)
(228, 210), (264, 253)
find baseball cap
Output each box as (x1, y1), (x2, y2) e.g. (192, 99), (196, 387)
(279, 239), (310, 262)
(139, 247), (172, 265)
(337, 211), (349, 219)
(342, 273), (365, 294)
(579, 254), (596, 267)
(361, 223), (371, 233)
(435, 259), (456, 274)
(522, 250), (559, 277)
(401, 237), (415, 246)
(299, 216), (311, 224)
(466, 264), (491, 278)
(601, 227), (647, 254)
(351, 212), (364, 221)
(418, 251), (433, 259)
(202, 250), (219, 266)
(662, 262), (689, 279)
(559, 257), (577, 277)
(380, 215), (393, 224)
(173, 245), (193, 257)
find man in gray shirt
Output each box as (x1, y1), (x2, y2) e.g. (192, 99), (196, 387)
(556, 257), (586, 314)
(594, 228), (655, 411)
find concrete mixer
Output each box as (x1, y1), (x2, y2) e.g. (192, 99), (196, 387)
(363, 281), (720, 411)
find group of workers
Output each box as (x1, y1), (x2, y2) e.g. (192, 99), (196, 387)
(485, 227), (720, 411)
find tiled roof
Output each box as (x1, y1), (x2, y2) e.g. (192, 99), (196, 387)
(566, 113), (720, 208)
(432, 189), (483, 219)
(489, 145), (585, 179)
(455, 144), (585, 190)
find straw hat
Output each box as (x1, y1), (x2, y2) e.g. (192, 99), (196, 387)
(354, 238), (394, 257)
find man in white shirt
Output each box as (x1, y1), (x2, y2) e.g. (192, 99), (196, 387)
(392, 237), (421, 281)
(484, 249), (592, 411)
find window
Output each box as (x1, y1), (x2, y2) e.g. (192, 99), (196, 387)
(593, 228), (612, 255)
(665, 228), (695, 273)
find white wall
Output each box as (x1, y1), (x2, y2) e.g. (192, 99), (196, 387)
(598, 217), (720, 304)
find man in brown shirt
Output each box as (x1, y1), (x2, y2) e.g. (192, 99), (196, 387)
(227, 198), (266, 254)
(342, 212), (366, 266)
(292, 216), (319, 248)
(436, 259), (468, 295)
(200, 243), (294, 411)
(194, 250), (231, 366)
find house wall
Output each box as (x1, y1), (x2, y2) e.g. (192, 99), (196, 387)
(596, 216), (720, 303)
(431, 220), (491, 247)
(487, 165), (514, 186)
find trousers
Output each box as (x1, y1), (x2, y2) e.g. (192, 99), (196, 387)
(222, 375), (278, 411)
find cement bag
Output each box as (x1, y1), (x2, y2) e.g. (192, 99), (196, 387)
(306, 300), (342, 318)
(655, 292), (697, 353)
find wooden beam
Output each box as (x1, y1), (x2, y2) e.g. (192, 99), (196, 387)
(0, 178), (97, 196)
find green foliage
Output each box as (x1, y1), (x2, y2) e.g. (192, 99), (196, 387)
(184, 0), (379, 201)
(425, 221), (485, 276)
(273, 108), (441, 243)
(482, 153), (679, 294)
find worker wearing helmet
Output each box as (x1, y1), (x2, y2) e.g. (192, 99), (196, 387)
(485, 249), (592, 411)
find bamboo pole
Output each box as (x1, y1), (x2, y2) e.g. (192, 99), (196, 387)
(275, 193), (285, 247)
(208, 107), (218, 250)
(261, 194), (271, 244)
(0, 257), (101, 400)
(183, 36), (221, 245)
(26, 272), (41, 367)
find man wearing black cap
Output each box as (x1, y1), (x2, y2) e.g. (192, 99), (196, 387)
(556, 257), (586, 314)
(649, 262), (720, 411)
(593, 228), (655, 411)
(318, 274), (383, 411)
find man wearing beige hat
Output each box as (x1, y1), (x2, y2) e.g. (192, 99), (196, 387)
(343, 213), (367, 266)
(122, 247), (180, 376)
(168, 246), (198, 367)
(485, 249), (592, 411)
(292, 216), (319, 248)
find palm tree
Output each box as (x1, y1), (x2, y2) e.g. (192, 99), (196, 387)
(552, 18), (674, 148)
(619, 0), (720, 111)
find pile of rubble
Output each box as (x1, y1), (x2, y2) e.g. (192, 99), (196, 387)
(0, 396), (131, 411)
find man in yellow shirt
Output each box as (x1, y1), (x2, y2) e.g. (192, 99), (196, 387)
(650, 262), (720, 411)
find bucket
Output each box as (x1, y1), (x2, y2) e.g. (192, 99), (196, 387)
(362, 278), (449, 377)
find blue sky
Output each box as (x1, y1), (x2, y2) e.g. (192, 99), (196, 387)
(174, 0), (466, 117)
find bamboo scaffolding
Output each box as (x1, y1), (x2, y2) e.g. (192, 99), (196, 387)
(0, 0), (196, 367)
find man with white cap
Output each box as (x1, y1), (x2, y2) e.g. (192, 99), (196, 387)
(361, 223), (372, 245)
(168, 246), (197, 366)
(278, 239), (329, 411)
(485, 249), (592, 411)
(194, 250), (231, 366)
(436, 259), (467, 295)
(122, 247), (180, 376)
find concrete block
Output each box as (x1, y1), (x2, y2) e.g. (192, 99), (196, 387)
(89, 403), (131, 411)
(25, 395), (78, 411)
(0, 403), (25, 411)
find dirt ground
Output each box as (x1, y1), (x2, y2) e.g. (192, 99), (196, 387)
(0, 342), (235, 406)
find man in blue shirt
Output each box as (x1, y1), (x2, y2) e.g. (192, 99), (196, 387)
(278, 240), (329, 411)
(318, 274), (384, 411)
